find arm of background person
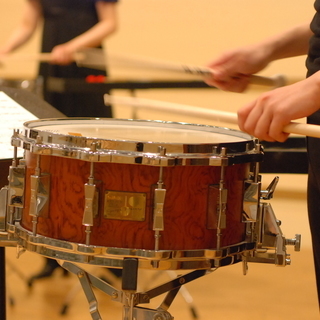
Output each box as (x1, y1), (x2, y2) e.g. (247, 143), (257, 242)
(50, 1), (118, 65)
(0, 0), (42, 54)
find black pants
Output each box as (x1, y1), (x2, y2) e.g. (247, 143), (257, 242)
(45, 91), (113, 118)
(307, 111), (320, 308)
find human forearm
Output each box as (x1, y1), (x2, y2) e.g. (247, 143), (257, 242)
(0, 1), (41, 54)
(0, 27), (35, 54)
(255, 22), (312, 63)
(49, 2), (118, 65)
(205, 22), (313, 92)
(65, 19), (118, 52)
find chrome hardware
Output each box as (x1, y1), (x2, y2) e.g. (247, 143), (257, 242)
(207, 185), (227, 230)
(8, 165), (25, 208)
(216, 147), (227, 251)
(242, 181), (261, 222)
(217, 188), (227, 229)
(153, 189), (166, 232)
(260, 176), (279, 200)
(15, 119), (263, 167)
(28, 155), (50, 236)
(247, 203), (300, 266)
(61, 261), (205, 320)
(153, 147), (167, 251)
(0, 187), (9, 231)
(285, 234), (301, 252)
(83, 184), (96, 226)
(82, 161), (97, 246)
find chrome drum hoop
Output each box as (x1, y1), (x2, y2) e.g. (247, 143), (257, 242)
(12, 223), (255, 270)
(12, 118), (263, 166)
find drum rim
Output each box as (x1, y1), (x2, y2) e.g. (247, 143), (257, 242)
(9, 222), (254, 270)
(22, 117), (253, 140)
(13, 118), (262, 165)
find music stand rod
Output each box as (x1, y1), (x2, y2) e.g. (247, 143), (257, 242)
(0, 247), (6, 320)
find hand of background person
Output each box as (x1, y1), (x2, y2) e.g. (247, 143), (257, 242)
(50, 44), (76, 65)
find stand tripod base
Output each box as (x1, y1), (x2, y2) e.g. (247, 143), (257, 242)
(60, 260), (210, 320)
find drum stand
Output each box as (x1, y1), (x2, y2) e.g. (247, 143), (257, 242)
(59, 267), (199, 319)
(0, 248), (6, 320)
(60, 259), (210, 320)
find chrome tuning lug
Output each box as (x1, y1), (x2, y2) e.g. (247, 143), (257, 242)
(260, 176), (279, 200)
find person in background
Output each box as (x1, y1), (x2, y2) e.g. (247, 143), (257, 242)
(0, 0), (119, 284)
(205, 7), (320, 307)
(0, 0), (118, 117)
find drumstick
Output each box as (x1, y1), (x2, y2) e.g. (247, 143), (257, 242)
(109, 52), (287, 88)
(0, 50), (91, 66)
(104, 94), (320, 139)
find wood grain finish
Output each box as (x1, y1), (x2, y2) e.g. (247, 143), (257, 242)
(21, 151), (249, 251)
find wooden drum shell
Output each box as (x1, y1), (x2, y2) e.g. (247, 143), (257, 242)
(21, 151), (249, 251)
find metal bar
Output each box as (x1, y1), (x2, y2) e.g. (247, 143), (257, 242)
(0, 247), (6, 320)
(77, 271), (102, 320)
(142, 270), (207, 301)
(46, 77), (213, 94)
(158, 287), (180, 311)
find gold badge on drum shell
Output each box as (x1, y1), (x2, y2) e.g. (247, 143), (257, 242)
(104, 191), (146, 221)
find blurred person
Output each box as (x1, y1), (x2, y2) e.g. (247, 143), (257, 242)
(0, 0), (118, 117)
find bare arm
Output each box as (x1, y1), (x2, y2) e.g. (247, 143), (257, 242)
(205, 23), (312, 92)
(0, 0), (42, 54)
(254, 22), (312, 61)
(50, 2), (118, 65)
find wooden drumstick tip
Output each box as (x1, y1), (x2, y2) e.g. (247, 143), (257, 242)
(271, 74), (287, 87)
(250, 73), (287, 88)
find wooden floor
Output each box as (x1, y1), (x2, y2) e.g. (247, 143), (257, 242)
(3, 174), (320, 320)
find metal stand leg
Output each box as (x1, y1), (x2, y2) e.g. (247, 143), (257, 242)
(60, 267), (121, 316)
(60, 260), (210, 320)
(146, 270), (200, 319)
(0, 247), (7, 320)
(166, 271), (199, 319)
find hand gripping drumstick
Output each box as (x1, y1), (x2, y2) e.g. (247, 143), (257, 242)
(109, 52), (287, 88)
(104, 94), (320, 139)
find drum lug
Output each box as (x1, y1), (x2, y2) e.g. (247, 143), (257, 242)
(153, 188), (166, 232)
(82, 161), (98, 246)
(8, 160), (26, 209)
(28, 155), (50, 236)
(83, 183), (97, 245)
(242, 180), (261, 223)
(153, 150), (167, 251)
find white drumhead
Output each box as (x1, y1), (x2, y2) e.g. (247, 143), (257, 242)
(29, 119), (249, 144)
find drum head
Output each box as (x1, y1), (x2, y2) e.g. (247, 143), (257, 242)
(18, 118), (261, 164)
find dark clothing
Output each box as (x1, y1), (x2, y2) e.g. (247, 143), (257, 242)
(38, 0), (117, 117)
(306, 0), (320, 307)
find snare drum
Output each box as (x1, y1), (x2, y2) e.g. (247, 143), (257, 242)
(9, 119), (263, 269)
